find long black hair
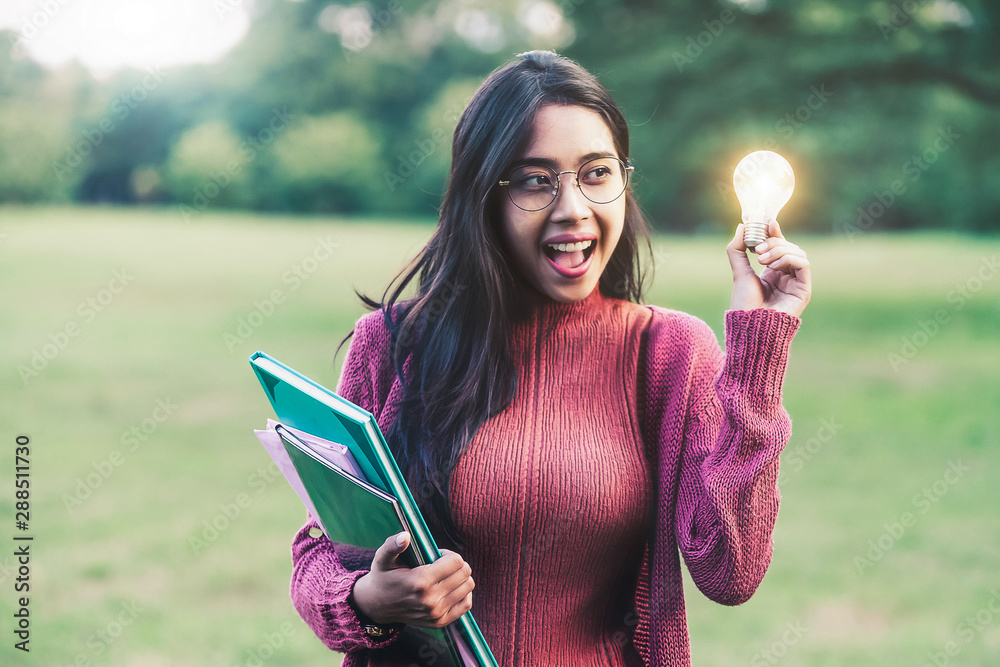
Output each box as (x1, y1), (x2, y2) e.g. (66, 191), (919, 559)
(349, 50), (652, 547)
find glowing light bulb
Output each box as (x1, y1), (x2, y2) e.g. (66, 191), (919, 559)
(733, 151), (795, 252)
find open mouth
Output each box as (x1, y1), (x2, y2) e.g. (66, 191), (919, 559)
(543, 239), (596, 270)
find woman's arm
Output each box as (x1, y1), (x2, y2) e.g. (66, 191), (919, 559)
(669, 219), (810, 603)
(673, 308), (800, 605)
(288, 310), (404, 651)
(288, 310), (475, 648)
(290, 514), (405, 651)
(642, 224), (808, 611)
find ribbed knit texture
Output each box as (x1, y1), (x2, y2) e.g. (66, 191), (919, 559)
(448, 287), (652, 666)
(289, 287), (800, 667)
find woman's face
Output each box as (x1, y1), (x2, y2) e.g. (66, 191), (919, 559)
(498, 104), (627, 303)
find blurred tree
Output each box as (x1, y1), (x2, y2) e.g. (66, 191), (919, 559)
(561, 0), (1000, 232)
(0, 1), (998, 232)
(162, 119), (256, 212)
(271, 111), (383, 212)
(0, 34), (82, 202)
(0, 100), (76, 202)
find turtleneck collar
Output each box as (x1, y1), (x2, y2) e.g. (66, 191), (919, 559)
(513, 279), (609, 325)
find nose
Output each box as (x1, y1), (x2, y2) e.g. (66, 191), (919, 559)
(548, 171), (592, 224)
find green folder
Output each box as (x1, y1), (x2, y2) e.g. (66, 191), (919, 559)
(250, 351), (497, 667)
(275, 424), (418, 562)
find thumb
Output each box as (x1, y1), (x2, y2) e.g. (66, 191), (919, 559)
(372, 531), (410, 572)
(727, 224), (756, 280)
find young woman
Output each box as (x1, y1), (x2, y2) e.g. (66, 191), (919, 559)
(289, 50), (811, 666)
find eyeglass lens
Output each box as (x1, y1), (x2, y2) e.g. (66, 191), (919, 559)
(506, 157), (628, 211)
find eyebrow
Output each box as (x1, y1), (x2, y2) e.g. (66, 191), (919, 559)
(510, 151), (618, 170)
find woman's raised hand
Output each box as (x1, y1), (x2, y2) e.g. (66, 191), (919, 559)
(351, 532), (475, 629)
(726, 220), (811, 318)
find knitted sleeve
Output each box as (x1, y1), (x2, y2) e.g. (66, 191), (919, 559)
(673, 308), (799, 605)
(288, 309), (404, 653)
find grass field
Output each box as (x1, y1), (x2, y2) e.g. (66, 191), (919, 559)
(1, 205), (998, 666)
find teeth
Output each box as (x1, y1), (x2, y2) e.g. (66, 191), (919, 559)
(547, 240), (593, 253)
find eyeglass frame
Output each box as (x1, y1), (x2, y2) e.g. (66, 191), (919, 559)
(497, 156), (635, 212)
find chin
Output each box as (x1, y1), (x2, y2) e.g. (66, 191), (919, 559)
(544, 277), (600, 303)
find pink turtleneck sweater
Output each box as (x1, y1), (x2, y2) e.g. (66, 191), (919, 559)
(289, 287), (800, 666)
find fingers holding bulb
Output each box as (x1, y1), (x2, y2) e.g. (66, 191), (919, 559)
(757, 244), (809, 273)
(731, 219), (808, 276)
(750, 221), (800, 270)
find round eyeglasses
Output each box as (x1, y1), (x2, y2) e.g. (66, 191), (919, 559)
(498, 156), (634, 212)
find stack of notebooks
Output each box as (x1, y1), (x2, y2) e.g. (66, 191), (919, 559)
(249, 351), (497, 667)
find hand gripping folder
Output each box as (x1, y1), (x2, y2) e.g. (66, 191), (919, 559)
(249, 351), (497, 667)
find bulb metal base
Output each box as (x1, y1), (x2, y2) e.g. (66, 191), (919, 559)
(743, 221), (769, 253)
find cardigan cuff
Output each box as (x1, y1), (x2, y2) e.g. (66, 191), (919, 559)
(720, 309), (800, 402)
(327, 568), (404, 650)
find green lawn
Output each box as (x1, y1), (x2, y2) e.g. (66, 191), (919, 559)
(1, 205), (998, 666)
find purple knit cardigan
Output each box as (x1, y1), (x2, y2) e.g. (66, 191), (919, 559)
(289, 304), (800, 666)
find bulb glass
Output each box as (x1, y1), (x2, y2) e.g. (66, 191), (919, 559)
(733, 150), (795, 249)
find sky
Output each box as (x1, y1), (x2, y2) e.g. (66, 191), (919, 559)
(0, 0), (252, 77)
